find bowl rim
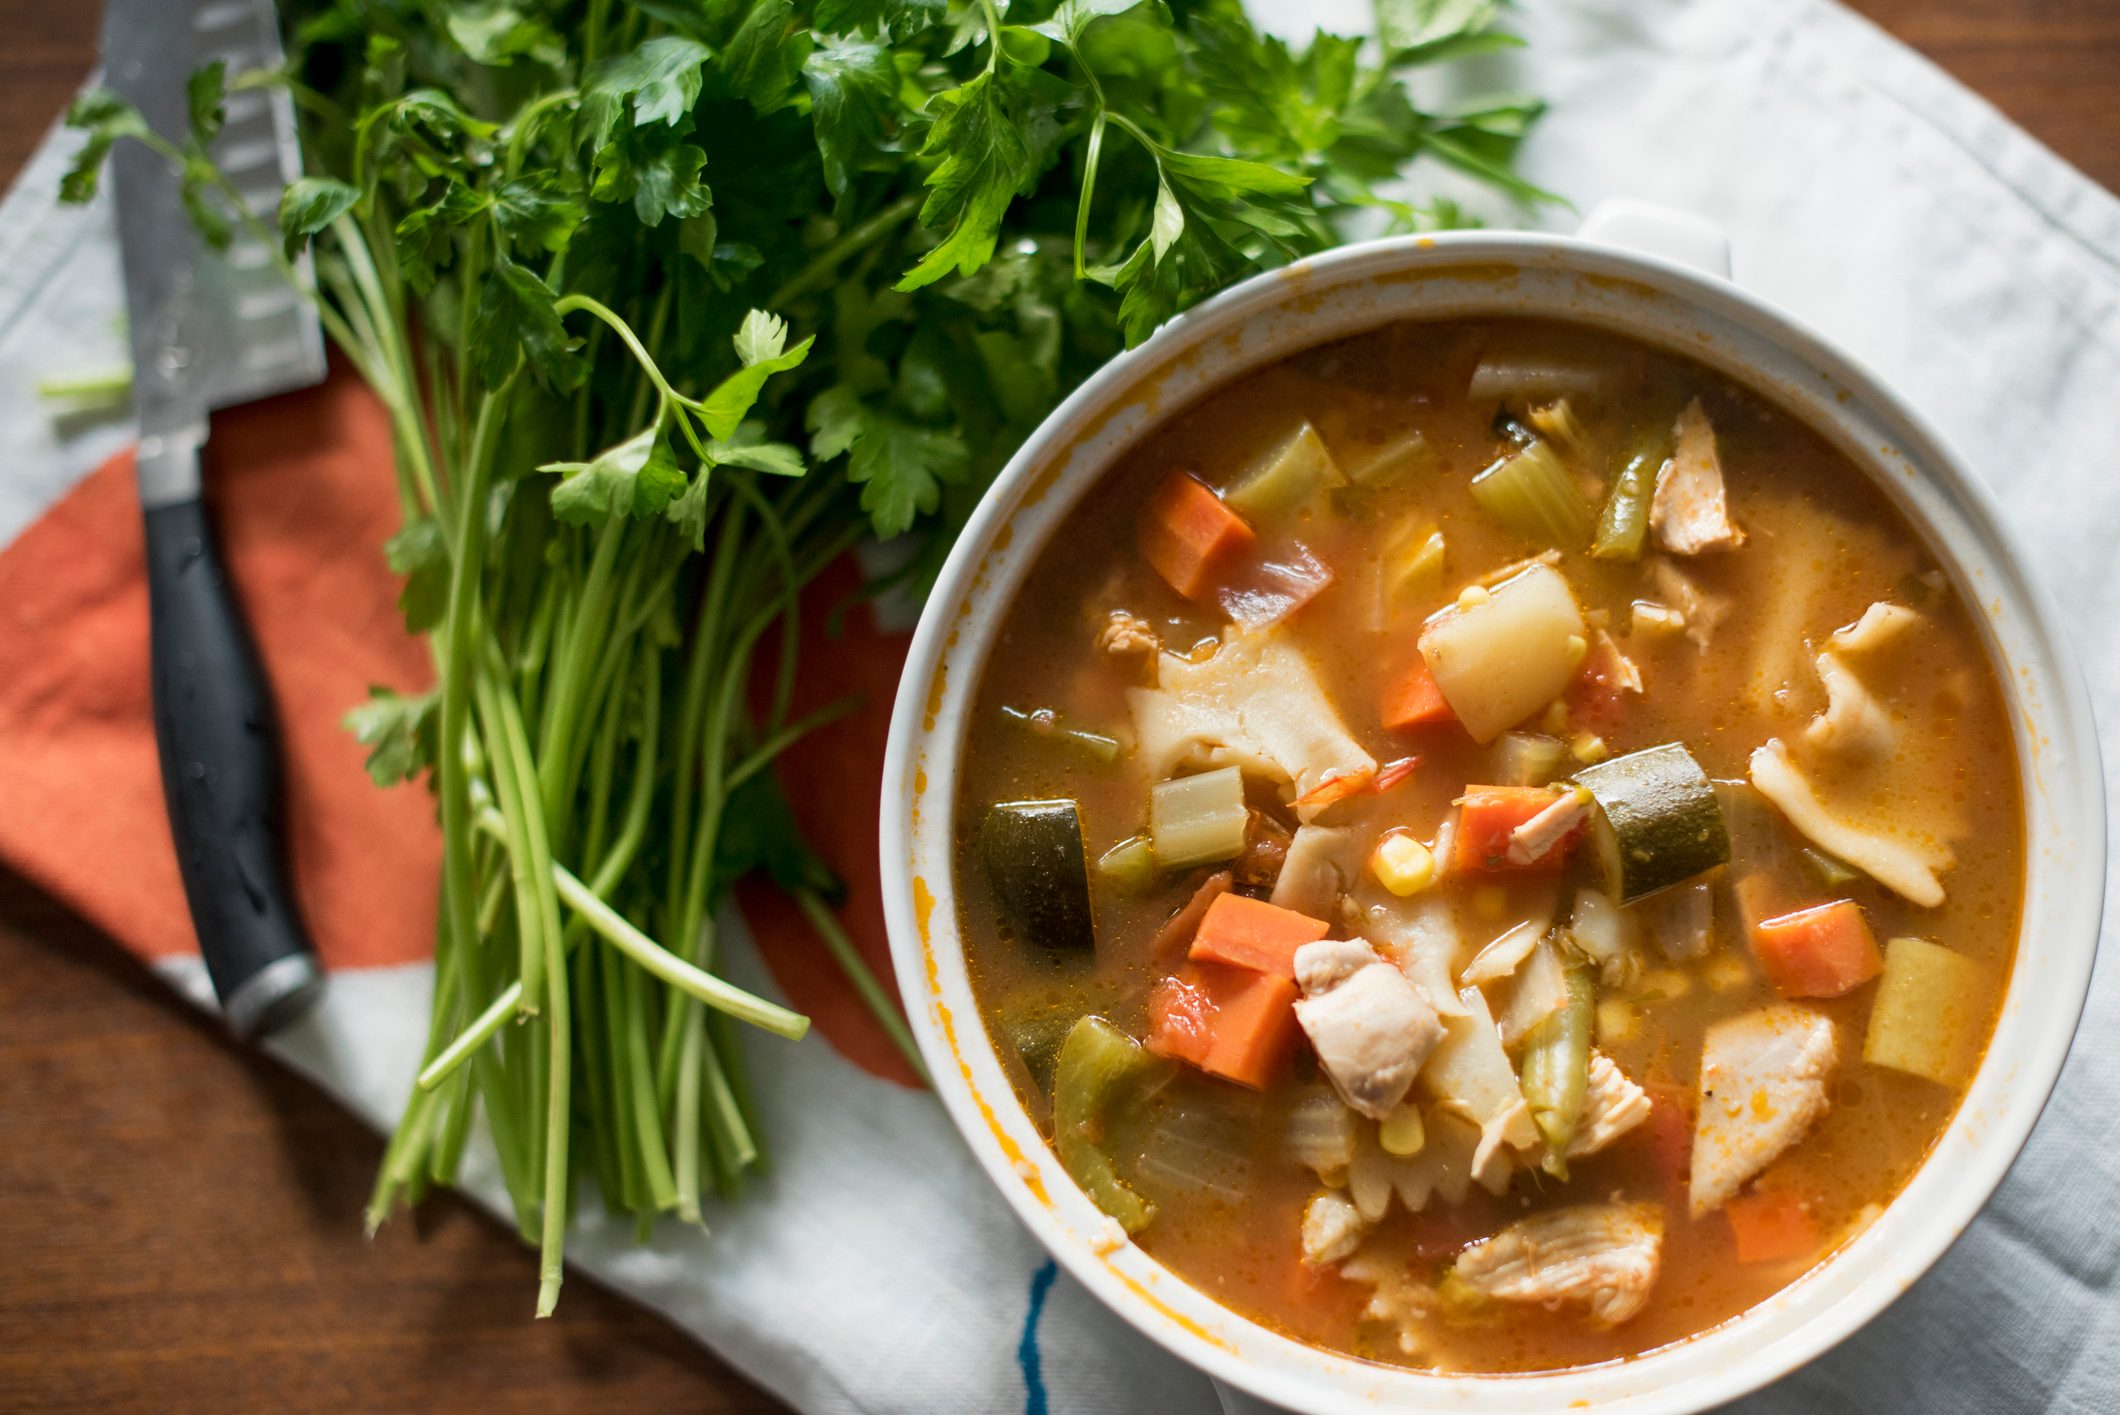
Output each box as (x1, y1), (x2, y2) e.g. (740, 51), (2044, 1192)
(877, 225), (2106, 1412)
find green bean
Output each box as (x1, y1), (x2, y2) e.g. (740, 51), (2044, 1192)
(1590, 425), (1671, 561)
(1521, 961), (1596, 1168)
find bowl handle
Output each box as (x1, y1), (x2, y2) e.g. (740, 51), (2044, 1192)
(1578, 198), (1732, 279)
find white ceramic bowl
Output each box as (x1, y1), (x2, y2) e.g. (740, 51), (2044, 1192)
(878, 203), (2105, 1413)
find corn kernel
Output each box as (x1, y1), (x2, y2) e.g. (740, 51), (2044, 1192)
(1632, 599), (1686, 638)
(1596, 998), (1639, 1045)
(1704, 952), (1754, 992)
(1370, 832), (1436, 897)
(1635, 967), (1691, 1001)
(1570, 731), (1609, 764)
(1455, 583), (1491, 611)
(1564, 633), (1589, 667)
(1379, 1103), (1427, 1157)
(1540, 699), (1570, 733)
(1473, 884), (1508, 920)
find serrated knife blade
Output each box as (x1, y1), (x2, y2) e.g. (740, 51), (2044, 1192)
(105, 0), (327, 1039)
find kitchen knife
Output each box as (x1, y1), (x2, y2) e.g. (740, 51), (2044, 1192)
(105, 0), (329, 1038)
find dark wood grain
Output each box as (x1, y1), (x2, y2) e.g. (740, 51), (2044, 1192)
(0, 877), (785, 1414)
(1, 2), (2114, 1410)
(1846, 0), (2120, 192)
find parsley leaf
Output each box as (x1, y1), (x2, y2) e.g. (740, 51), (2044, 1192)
(470, 254), (586, 391)
(343, 686), (439, 787)
(813, 0), (944, 41)
(280, 176), (361, 258)
(383, 517), (449, 632)
(806, 384), (969, 536)
(722, 0), (811, 113)
(187, 61), (228, 146)
(591, 124), (712, 227)
(543, 425), (689, 523)
(579, 37), (712, 147)
(698, 310), (815, 439)
(58, 89), (148, 204)
(802, 37), (901, 200)
(896, 67), (1034, 291)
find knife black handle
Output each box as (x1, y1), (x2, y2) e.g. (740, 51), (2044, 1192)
(144, 480), (322, 1039)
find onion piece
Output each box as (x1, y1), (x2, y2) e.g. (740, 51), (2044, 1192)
(1461, 919), (1547, 986)
(1217, 543), (1333, 630)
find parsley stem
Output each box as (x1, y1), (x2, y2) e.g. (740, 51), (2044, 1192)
(977, 0), (1004, 74)
(435, 389), (509, 1025)
(553, 294), (682, 409)
(503, 88), (580, 179)
(764, 194), (920, 311)
(793, 889), (931, 1086)
(1074, 111), (1107, 280)
(467, 806), (810, 1040)
(418, 982), (521, 1092)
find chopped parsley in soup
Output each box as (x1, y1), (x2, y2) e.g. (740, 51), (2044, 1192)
(952, 317), (2021, 1374)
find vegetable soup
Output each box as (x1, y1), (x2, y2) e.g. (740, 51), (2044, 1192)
(952, 317), (2021, 1374)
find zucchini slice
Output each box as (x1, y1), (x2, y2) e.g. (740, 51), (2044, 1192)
(1570, 743), (1730, 903)
(981, 799), (1097, 951)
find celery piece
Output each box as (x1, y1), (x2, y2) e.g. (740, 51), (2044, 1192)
(1800, 846), (1862, 888)
(1528, 398), (1593, 463)
(1000, 704), (1122, 763)
(1096, 834), (1158, 892)
(1521, 961), (1595, 1166)
(1493, 731), (1565, 787)
(1469, 350), (1613, 403)
(1470, 439), (1595, 547)
(1149, 767), (1248, 868)
(1053, 1017), (1163, 1233)
(1346, 428), (1435, 486)
(1382, 520), (1447, 602)
(1225, 422), (1347, 519)
(1590, 425), (1673, 562)
(1865, 937), (1989, 1085)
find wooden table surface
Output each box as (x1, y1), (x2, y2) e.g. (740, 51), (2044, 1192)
(3, 3), (2115, 1410)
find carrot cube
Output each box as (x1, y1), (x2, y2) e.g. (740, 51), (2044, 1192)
(1724, 1187), (1820, 1264)
(1380, 654), (1457, 731)
(1145, 962), (1300, 1090)
(1139, 471), (1254, 599)
(1752, 900), (1883, 998)
(1452, 785), (1580, 873)
(1188, 892), (1330, 978)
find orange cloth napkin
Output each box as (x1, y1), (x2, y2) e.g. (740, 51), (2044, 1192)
(0, 366), (916, 1085)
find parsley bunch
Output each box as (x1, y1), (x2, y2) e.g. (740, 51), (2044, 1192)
(65, 0), (1547, 1313)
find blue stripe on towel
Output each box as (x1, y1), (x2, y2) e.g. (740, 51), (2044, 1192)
(1018, 1258), (1059, 1415)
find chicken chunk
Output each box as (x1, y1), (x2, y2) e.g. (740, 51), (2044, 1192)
(1450, 1203), (1664, 1327)
(1293, 940), (1443, 1121)
(1301, 1190), (1367, 1267)
(1649, 557), (1732, 652)
(1270, 825), (1358, 918)
(1650, 399), (1745, 554)
(1341, 1252), (1436, 1357)
(1098, 609), (1162, 658)
(1507, 786), (1591, 866)
(1567, 1053), (1652, 1158)
(1691, 1005), (1839, 1217)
